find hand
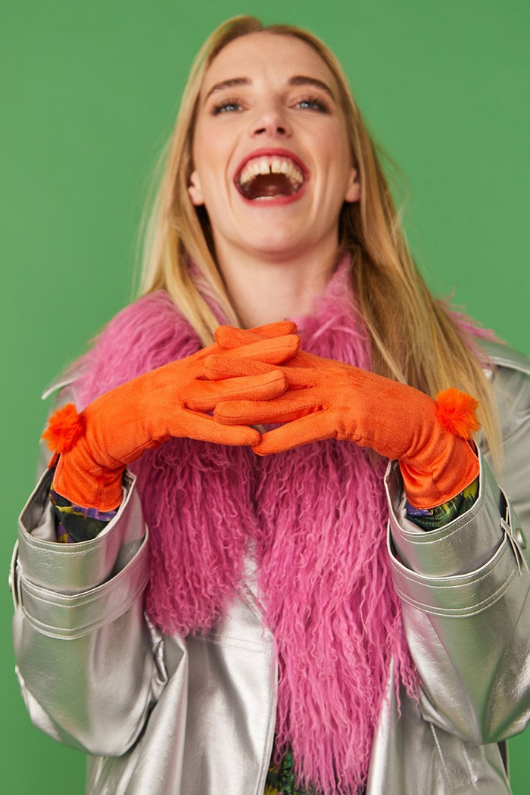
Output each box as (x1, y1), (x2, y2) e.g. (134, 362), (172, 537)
(214, 349), (480, 509)
(43, 322), (300, 510)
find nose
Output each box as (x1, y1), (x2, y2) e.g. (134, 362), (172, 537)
(249, 103), (292, 139)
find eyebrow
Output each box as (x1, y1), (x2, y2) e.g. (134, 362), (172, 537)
(287, 75), (334, 99)
(203, 74), (335, 102)
(204, 77), (250, 101)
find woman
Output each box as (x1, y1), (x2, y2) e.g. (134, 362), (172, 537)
(12, 15), (530, 795)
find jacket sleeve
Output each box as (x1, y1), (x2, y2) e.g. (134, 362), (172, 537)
(386, 358), (530, 744)
(11, 385), (168, 757)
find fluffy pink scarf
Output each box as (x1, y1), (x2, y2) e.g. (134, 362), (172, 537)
(75, 259), (493, 793)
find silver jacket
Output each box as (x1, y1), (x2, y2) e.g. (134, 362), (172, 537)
(11, 340), (530, 794)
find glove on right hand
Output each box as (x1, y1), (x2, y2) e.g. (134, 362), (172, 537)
(43, 322), (299, 511)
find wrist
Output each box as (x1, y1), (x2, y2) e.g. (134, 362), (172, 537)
(405, 477), (479, 530)
(53, 447), (124, 511)
(399, 437), (479, 510)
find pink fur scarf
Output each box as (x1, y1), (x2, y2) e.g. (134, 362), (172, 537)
(75, 260), (490, 793)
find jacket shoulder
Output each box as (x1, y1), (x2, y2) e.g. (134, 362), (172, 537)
(476, 339), (530, 376)
(41, 363), (83, 401)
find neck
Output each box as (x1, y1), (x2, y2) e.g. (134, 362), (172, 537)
(213, 237), (341, 328)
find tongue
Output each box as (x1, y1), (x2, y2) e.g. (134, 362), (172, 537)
(241, 173), (297, 200)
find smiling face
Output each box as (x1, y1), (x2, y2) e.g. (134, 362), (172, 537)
(188, 32), (360, 263)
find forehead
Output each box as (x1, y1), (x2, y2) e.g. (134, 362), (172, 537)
(201, 32), (337, 96)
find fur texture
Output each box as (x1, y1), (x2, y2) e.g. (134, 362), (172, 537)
(74, 257), (491, 793)
(436, 388), (480, 439)
(42, 403), (83, 453)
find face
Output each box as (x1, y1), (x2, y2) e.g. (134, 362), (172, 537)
(188, 32), (360, 262)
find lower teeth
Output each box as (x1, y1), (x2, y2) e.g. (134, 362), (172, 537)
(239, 173), (299, 200)
(254, 194), (286, 200)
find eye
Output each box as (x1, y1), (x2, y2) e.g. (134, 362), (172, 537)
(212, 97), (244, 115)
(293, 94), (330, 113)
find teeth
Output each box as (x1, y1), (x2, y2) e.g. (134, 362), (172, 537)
(238, 155), (305, 187)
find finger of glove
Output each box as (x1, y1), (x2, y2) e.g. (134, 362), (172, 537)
(215, 321), (297, 349)
(185, 370), (287, 412)
(214, 393), (321, 425)
(204, 355), (282, 380)
(215, 326), (259, 349)
(205, 354), (316, 386)
(183, 413), (261, 446)
(253, 413), (337, 456)
(279, 365), (319, 388)
(248, 320), (297, 338)
(222, 334), (300, 364)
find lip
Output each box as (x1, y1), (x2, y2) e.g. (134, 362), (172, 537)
(233, 147), (310, 207)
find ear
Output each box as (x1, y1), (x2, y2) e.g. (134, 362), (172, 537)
(344, 167), (361, 203)
(188, 170), (204, 206)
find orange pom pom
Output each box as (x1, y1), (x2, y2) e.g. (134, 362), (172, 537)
(42, 403), (83, 453)
(436, 388), (480, 440)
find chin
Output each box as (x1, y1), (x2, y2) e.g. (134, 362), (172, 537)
(243, 230), (308, 259)
(240, 215), (312, 252)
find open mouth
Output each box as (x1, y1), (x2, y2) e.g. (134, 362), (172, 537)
(236, 154), (306, 201)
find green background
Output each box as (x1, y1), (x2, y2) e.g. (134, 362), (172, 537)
(1, 0), (528, 791)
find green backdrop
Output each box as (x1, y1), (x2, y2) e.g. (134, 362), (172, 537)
(1, 1), (528, 792)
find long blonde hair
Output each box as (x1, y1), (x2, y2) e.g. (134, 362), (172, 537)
(140, 15), (501, 463)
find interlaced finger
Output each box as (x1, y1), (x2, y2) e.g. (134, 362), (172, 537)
(204, 355), (281, 380)
(214, 392), (321, 426)
(248, 320), (297, 338)
(253, 413), (337, 456)
(222, 334), (300, 364)
(185, 370), (287, 412)
(280, 365), (318, 389)
(215, 321), (297, 349)
(183, 413), (261, 446)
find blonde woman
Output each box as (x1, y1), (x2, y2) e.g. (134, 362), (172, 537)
(12, 16), (530, 795)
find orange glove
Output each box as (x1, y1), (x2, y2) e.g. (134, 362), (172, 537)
(214, 349), (480, 509)
(43, 323), (299, 511)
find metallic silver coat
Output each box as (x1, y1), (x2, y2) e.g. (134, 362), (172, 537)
(11, 340), (530, 794)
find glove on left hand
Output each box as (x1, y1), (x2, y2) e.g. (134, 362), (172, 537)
(213, 348), (480, 509)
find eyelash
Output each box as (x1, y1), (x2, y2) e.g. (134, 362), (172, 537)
(293, 93), (330, 113)
(212, 97), (243, 115)
(211, 93), (330, 116)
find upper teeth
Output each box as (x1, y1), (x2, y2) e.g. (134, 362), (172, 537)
(238, 156), (304, 187)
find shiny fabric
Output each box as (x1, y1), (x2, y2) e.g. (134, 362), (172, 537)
(11, 340), (530, 794)
(70, 272), (418, 792)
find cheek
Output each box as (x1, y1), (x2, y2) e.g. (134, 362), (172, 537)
(193, 136), (234, 200)
(194, 120), (232, 165)
(311, 121), (350, 166)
